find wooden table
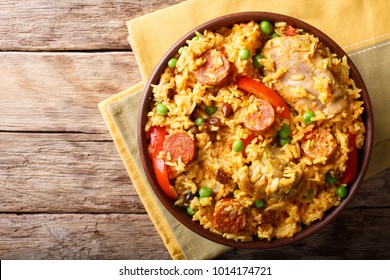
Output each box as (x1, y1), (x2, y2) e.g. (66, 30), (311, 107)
(1, 0), (389, 260)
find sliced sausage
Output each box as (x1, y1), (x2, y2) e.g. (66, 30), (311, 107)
(195, 50), (233, 86)
(163, 132), (197, 164)
(213, 198), (246, 234)
(302, 128), (337, 159)
(244, 99), (275, 133)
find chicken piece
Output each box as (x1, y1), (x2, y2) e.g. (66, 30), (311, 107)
(232, 148), (302, 201)
(262, 34), (348, 116)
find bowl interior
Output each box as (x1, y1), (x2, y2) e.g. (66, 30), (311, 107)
(137, 12), (374, 249)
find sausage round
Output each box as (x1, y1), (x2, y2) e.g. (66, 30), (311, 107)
(195, 50), (233, 86)
(213, 198), (246, 234)
(244, 99), (275, 133)
(163, 132), (197, 164)
(302, 128), (337, 159)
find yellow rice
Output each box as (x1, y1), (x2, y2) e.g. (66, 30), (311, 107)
(145, 20), (365, 241)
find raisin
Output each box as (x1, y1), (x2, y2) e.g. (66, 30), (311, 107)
(215, 169), (230, 184)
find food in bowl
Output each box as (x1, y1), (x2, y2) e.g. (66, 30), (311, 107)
(144, 20), (366, 241)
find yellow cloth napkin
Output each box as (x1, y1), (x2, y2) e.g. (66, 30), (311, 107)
(99, 0), (390, 259)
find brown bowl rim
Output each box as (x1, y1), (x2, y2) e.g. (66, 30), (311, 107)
(137, 12), (374, 249)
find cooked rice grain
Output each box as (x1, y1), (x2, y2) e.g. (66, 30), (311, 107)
(145, 21), (365, 241)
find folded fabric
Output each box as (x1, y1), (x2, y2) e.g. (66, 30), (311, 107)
(99, 0), (390, 259)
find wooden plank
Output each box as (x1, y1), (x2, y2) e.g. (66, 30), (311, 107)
(0, 213), (170, 259)
(349, 168), (390, 208)
(0, 132), (145, 213)
(0, 208), (388, 259)
(0, 0), (183, 51)
(0, 51), (140, 133)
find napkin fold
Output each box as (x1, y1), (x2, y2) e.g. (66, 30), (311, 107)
(99, 0), (390, 259)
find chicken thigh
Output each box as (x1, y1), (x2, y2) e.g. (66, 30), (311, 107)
(262, 34), (348, 116)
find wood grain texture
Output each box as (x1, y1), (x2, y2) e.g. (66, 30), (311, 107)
(0, 0), (183, 51)
(0, 132), (145, 213)
(0, 214), (170, 259)
(1, 0), (389, 260)
(0, 51), (139, 133)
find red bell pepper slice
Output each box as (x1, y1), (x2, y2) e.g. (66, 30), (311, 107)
(340, 132), (358, 185)
(285, 25), (297, 36)
(241, 134), (256, 148)
(236, 76), (291, 119)
(148, 126), (177, 199)
(149, 126), (166, 157)
(230, 134), (256, 150)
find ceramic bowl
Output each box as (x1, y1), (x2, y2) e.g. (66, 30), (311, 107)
(137, 12), (374, 248)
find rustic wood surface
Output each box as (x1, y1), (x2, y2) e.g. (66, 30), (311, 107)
(0, 0), (389, 260)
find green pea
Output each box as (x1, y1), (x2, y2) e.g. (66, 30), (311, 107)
(192, 35), (200, 41)
(336, 186), (348, 198)
(254, 199), (265, 209)
(232, 139), (244, 152)
(194, 117), (205, 127)
(325, 172), (338, 184)
(156, 103), (168, 115)
(167, 57), (178, 68)
(302, 111), (315, 124)
(205, 105), (217, 115)
(199, 187), (213, 198)
(278, 124), (291, 139)
(270, 32), (280, 38)
(186, 206), (196, 216)
(238, 48), (251, 60)
(178, 46), (184, 55)
(279, 136), (291, 146)
(253, 54), (264, 69)
(260, 20), (274, 35)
